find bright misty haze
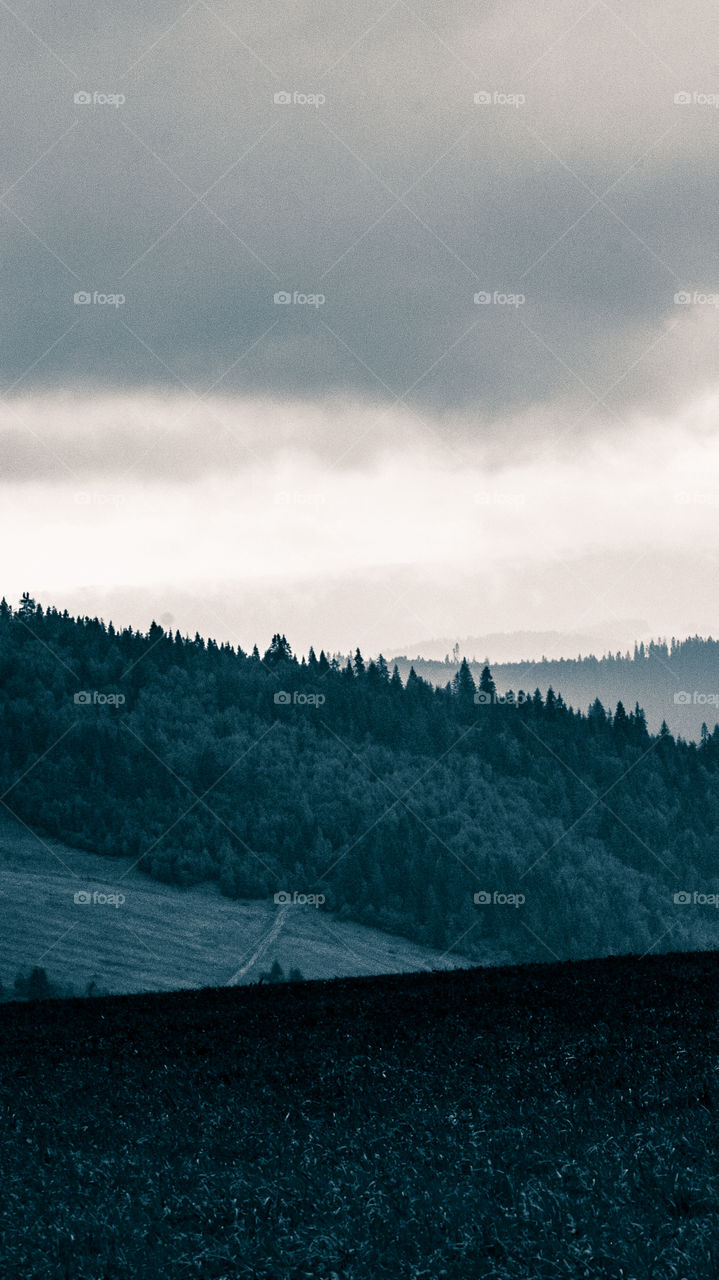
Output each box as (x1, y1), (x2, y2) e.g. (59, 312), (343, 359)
(3, 1), (719, 655)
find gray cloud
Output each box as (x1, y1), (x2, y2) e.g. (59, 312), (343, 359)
(1, 0), (718, 440)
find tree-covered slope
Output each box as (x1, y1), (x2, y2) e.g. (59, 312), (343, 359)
(2, 594), (719, 964)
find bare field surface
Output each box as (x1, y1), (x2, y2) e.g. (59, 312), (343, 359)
(0, 814), (483, 994)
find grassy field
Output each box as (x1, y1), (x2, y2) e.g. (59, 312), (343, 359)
(2, 950), (719, 1278)
(0, 813), (485, 996)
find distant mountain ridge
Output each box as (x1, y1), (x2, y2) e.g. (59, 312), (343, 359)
(390, 621), (652, 665)
(388, 635), (719, 739)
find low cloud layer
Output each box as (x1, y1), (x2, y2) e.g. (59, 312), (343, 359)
(3, 392), (719, 652)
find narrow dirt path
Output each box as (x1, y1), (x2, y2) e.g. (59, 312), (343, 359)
(226, 905), (290, 985)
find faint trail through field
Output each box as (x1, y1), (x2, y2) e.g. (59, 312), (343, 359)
(226, 905), (290, 984)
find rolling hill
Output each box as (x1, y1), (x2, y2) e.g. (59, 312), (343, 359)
(4, 599), (719, 971)
(0, 813), (483, 998)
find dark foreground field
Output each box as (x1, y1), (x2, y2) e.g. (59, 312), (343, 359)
(3, 953), (719, 1279)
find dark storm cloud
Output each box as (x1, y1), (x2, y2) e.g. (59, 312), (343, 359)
(2, 0), (719, 430)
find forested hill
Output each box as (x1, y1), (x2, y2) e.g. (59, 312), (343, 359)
(2, 594), (719, 966)
(390, 637), (719, 740)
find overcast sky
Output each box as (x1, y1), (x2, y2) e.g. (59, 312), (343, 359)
(2, 0), (719, 656)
